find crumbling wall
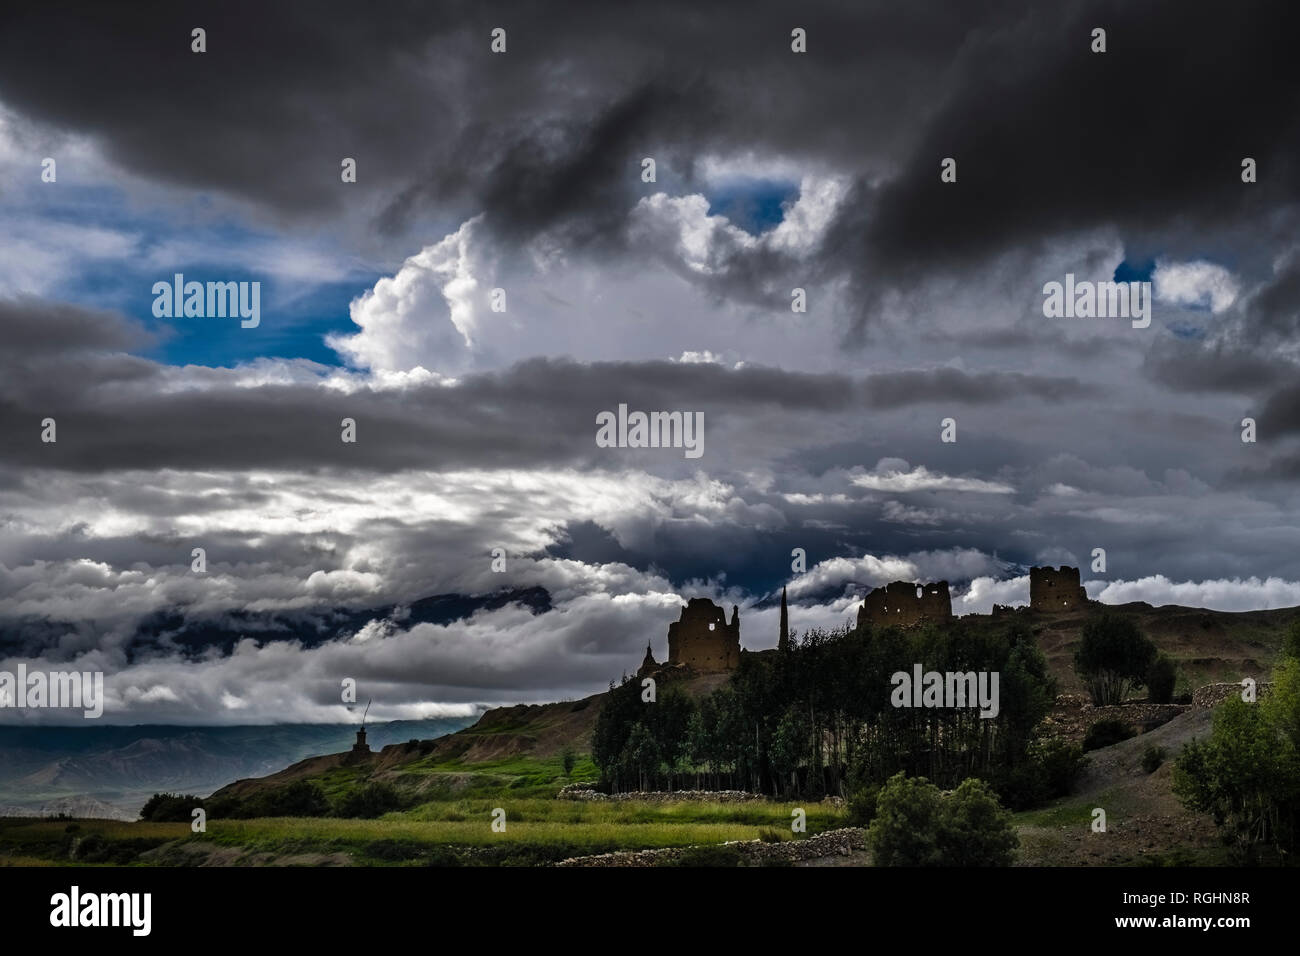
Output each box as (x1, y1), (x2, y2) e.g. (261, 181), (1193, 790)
(1192, 682), (1272, 710)
(857, 581), (952, 628)
(667, 598), (741, 672)
(554, 826), (865, 866)
(1029, 566), (1089, 611)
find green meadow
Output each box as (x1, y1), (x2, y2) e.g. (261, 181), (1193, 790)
(0, 755), (847, 866)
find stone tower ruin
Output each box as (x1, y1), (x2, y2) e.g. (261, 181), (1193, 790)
(665, 598), (741, 672)
(1029, 565), (1089, 611)
(857, 581), (953, 629)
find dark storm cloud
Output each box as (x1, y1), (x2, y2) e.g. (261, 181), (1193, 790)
(1258, 383), (1300, 437)
(0, 299), (1097, 474)
(860, 368), (1096, 407)
(0, 0), (447, 219)
(380, 78), (720, 247)
(1230, 452), (1300, 484)
(862, 0), (1300, 269)
(6, 1), (1295, 336)
(1141, 336), (1296, 395)
(0, 0), (1032, 241)
(0, 298), (155, 355)
(1241, 256), (1300, 346)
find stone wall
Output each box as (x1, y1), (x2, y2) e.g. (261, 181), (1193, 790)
(1192, 682), (1273, 710)
(553, 827), (866, 866)
(1036, 694), (1187, 741)
(558, 787), (766, 802)
(1029, 566), (1089, 611)
(667, 598), (741, 672)
(857, 581), (952, 629)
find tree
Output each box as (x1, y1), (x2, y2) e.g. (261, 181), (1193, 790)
(867, 773), (943, 866)
(622, 723), (660, 792)
(139, 792), (204, 822)
(1283, 618), (1300, 662)
(561, 748), (577, 779)
(1073, 612), (1158, 705)
(938, 778), (1019, 866)
(1146, 654), (1177, 704)
(591, 675), (644, 791)
(867, 772), (1019, 866)
(1173, 657), (1300, 859)
(770, 707), (811, 797)
(646, 688), (695, 789)
(593, 616), (1062, 803)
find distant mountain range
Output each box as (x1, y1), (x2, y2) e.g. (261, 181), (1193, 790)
(0, 585), (553, 660)
(0, 716), (478, 819)
(0, 585), (550, 817)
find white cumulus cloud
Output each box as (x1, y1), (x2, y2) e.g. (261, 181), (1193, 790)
(1152, 259), (1239, 313)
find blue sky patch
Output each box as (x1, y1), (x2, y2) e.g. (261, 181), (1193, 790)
(1113, 257), (1155, 284)
(706, 178), (799, 234)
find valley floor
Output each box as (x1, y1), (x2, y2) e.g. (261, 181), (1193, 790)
(0, 705), (1256, 867)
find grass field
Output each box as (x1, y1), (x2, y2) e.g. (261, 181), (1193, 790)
(0, 795), (845, 866)
(392, 753), (602, 799)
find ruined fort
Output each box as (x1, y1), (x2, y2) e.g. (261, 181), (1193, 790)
(1028, 565), (1090, 611)
(855, 565), (1093, 629)
(856, 580), (952, 629)
(640, 598), (742, 675)
(636, 567), (1094, 675)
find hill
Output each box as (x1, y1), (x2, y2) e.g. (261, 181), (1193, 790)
(208, 601), (1297, 805)
(1015, 600), (1295, 695)
(211, 670), (733, 803)
(0, 716), (477, 818)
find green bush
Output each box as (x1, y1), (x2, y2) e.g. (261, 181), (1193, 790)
(846, 785), (880, 827)
(1135, 848), (1199, 867)
(1141, 745), (1166, 774)
(243, 780), (330, 818)
(360, 839), (424, 862)
(866, 772), (1018, 866)
(999, 737), (1090, 809)
(334, 782), (404, 819)
(73, 833), (108, 861)
(203, 794), (242, 819)
(1034, 738), (1089, 796)
(1082, 717), (1136, 751)
(422, 845), (467, 867)
(939, 778), (1020, 866)
(757, 827), (786, 843)
(72, 834), (158, 864)
(663, 844), (744, 867)
(139, 792), (205, 822)
(996, 762), (1048, 811)
(1283, 619), (1300, 662)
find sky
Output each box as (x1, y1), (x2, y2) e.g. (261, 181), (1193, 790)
(2, 0), (1300, 724)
